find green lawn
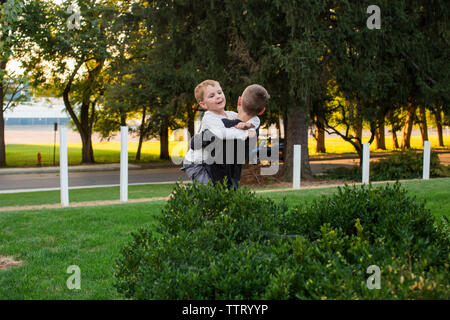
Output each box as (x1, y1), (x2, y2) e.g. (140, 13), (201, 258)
(5, 135), (449, 167)
(0, 178), (448, 299)
(0, 184), (175, 208)
(4, 142), (171, 167)
(0, 202), (162, 299)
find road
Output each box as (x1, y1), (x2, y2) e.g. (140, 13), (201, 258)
(0, 167), (189, 192)
(0, 162), (340, 192)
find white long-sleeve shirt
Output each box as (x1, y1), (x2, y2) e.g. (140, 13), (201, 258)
(184, 111), (260, 164)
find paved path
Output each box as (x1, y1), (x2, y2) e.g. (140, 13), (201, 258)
(0, 161), (355, 193)
(0, 167), (189, 193)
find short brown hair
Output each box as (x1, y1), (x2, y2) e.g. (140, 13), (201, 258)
(241, 84), (270, 116)
(194, 80), (220, 103)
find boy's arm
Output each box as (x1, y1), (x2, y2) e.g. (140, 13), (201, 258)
(225, 111), (260, 129)
(246, 116), (260, 129)
(202, 113), (249, 140)
(234, 116), (260, 130)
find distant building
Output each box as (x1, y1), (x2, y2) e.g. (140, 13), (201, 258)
(4, 97), (70, 126)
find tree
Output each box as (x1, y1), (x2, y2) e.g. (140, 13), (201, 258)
(314, 115), (326, 153)
(386, 107), (404, 149)
(323, 1), (442, 162)
(319, 2), (390, 163)
(97, 0), (199, 160)
(0, 0), (25, 167)
(401, 101), (416, 149)
(223, 0), (336, 180)
(417, 105), (428, 144)
(374, 109), (387, 150)
(133, 0), (321, 174)
(431, 105), (445, 147)
(400, 1), (450, 148)
(17, 0), (124, 163)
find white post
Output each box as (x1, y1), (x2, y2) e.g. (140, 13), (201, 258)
(120, 126), (128, 202)
(362, 143), (370, 184)
(423, 141), (430, 180)
(59, 126), (69, 206)
(293, 144), (301, 189)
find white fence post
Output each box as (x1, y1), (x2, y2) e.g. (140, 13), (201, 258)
(423, 141), (430, 180)
(59, 126), (69, 206)
(362, 143), (370, 184)
(120, 126), (128, 202)
(293, 145), (301, 189)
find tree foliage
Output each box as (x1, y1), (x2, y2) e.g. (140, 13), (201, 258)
(17, 0), (125, 163)
(12, 0), (450, 168)
(0, 0), (26, 167)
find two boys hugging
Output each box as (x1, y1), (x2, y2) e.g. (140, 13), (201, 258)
(182, 79), (270, 189)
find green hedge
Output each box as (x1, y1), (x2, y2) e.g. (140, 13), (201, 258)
(114, 182), (449, 299)
(323, 151), (449, 181)
(371, 150), (447, 180)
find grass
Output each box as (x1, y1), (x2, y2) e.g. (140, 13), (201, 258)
(0, 184), (175, 208)
(0, 202), (162, 299)
(4, 135), (449, 167)
(4, 141), (188, 167)
(0, 178), (448, 299)
(1, 178), (449, 218)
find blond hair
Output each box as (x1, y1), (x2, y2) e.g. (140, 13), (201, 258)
(194, 80), (221, 103)
(241, 84), (270, 116)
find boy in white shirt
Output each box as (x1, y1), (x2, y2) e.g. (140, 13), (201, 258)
(182, 80), (263, 185)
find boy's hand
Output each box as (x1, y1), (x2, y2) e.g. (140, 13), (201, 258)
(234, 122), (254, 130)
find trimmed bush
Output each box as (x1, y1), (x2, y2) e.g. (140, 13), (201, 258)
(323, 151), (449, 181)
(370, 150), (447, 181)
(114, 182), (449, 299)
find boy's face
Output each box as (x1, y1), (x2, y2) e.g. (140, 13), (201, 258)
(200, 85), (226, 113)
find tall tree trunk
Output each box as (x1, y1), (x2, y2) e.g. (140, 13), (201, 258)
(136, 106), (147, 161)
(159, 123), (170, 160)
(392, 128), (400, 149)
(354, 116), (363, 150)
(387, 109), (400, 149)
(433, 109), (444, 147)
(281, 112), (288, 141)
(79, 126), (94, 164)
(375, 119), (386, 150)
(62, 58), (102, 164)
(79, 101), (95, 164)
(80, 58), (103, 164)
(0, 103), (5, 167)
(401, 103), (416, 149)
(315, 115), (326, 153)
(187, 105), (196, 137)
(280, 112), (287, 161)
(418, 106), (428, 144)
(281, 106), (312, 181)
(120, 107), (127, 127)
(0, 60), (6, 167)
